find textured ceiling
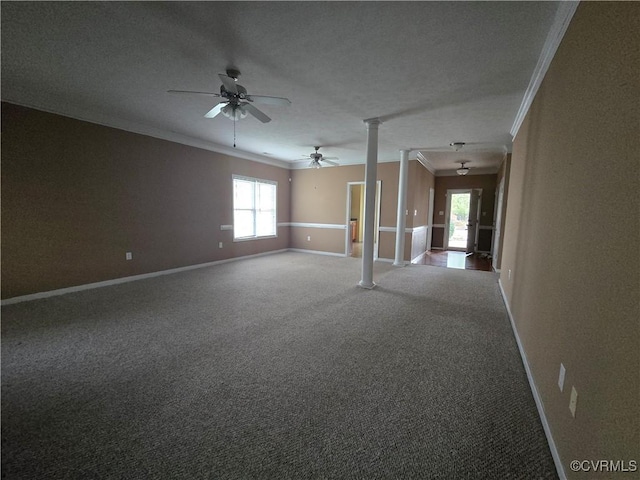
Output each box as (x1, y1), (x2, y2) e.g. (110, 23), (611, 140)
(1, 2), (560, 173)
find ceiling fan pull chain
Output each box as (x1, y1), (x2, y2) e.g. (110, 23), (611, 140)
(233, 119), (236, 148)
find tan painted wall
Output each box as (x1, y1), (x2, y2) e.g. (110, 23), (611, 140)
(500, 3), (639, 477)
(1, 103), (291, 299)
(493, 154), (511, 270)
(290, 162), (403, 259)
(290, 160), (433, 262)
(2, 106), (428, 298)
(408, 161), (435, 261)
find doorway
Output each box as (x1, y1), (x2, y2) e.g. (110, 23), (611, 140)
(346, 181), (381, 258)
(444, 189), (481, 253)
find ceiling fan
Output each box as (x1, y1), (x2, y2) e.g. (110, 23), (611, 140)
(304, 146), (339, 168)
(168, 69), (291, 123)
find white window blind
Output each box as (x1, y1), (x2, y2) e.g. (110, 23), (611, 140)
(232, 175), (277, 240)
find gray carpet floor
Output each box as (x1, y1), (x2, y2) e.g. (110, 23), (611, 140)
(2, 252), (557, 479)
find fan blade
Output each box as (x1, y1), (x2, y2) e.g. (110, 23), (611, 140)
(218, 74), (238, 94)
(243, 103), (271, 123)
(322, 159), (339, 166)
(168, 90), (221, 96)
(320, 156), (339, 161)
(246, 95), (291, 106)
(204, 103), (225, 118)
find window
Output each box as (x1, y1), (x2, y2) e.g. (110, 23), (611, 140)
(233, 175), (277, 240)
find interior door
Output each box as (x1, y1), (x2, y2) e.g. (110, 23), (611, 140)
(466, 189), (481, 254)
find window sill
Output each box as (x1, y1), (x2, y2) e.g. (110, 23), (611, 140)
(233, 235), (278, 243)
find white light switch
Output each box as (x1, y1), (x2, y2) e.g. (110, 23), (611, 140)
(126, 252), (132, 260)
(218, 242), (223, 249)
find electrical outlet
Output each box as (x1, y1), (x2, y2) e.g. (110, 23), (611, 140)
(439, 211), (444, 216)
(126, 252), (132, 261)
(307, 236), (311, 241)
(414, 209), (418, 216)
(569, 386), (578, 417)
(558, 363), (566, 392)
(508, 269), (512, 280)
(218, 242), (223, 249)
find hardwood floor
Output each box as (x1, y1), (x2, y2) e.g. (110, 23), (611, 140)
(412, 250), (493, 272)
(351, 243), (493, 272)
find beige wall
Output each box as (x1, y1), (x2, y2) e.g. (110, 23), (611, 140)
(493, 154), (511, 270)
(500, 3), (639, 477)
(1, 103), (291, 299)
(408, 161), (435, 261)
(290, 160), (434, 262)
(290, 162), (404, 259)
(2, 107), (433, 299)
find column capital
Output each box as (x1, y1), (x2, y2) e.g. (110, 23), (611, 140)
(363, 117), (381, 127)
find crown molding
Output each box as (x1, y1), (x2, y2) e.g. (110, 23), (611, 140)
(2, 98), (291, 170)
(510, 1), (579, 139)
(436, 166), (499, 177)
(415, 151), (436, 175)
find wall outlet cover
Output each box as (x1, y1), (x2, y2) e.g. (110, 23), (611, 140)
(558, 363), (566, 392)
(126, 252), (132, 260)
(569, 386), (578, 417)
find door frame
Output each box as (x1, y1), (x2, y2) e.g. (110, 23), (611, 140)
(345, 181), (381, 258)
(466, 189), (482, 254)
(444, 188), (482, 252)
(426, 187), (435, 251)
(492, 178), (505, 271)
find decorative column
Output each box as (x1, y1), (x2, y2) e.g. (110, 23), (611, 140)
(359, 118), (381, 289)
(394, 149), (410, 266)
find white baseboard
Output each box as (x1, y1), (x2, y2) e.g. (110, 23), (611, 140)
(287, 248), (345, 257)
(498, 279), (566, 480)
(1, 249), (289, 306)
(375, 257), (395, 263)
(411, 251), (427, 264)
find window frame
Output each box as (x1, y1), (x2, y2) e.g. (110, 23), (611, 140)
(232, 174), (278, 241)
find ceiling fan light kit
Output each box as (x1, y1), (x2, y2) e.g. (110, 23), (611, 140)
(305, 146), (339, 169)
(169, 68), (291, 125)
(221, 103), (248, 121)
(457, 161), (470, 176)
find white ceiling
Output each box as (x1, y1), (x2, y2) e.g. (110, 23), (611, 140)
(1, 1), (561, 174)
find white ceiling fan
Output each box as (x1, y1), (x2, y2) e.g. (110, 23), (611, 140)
(304, 146), (339, 168)
(168, 69), (291, 123)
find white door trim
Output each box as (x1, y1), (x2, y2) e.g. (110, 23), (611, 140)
(346, 181), (381, 258)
